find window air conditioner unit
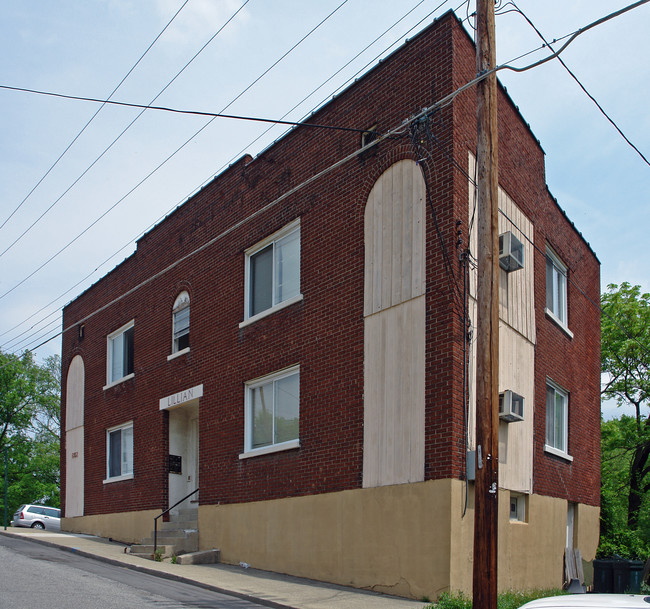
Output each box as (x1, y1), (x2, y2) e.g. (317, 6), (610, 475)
(499, 390), (524, 423)
(499, 231), (524, 272)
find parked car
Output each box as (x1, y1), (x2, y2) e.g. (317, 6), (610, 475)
(11, 504), (61, 530)
(520, 595), (650, 608)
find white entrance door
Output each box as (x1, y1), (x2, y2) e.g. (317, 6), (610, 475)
(187, 417), (199, 500)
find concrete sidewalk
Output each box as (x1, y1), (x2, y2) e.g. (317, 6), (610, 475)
(0, 527), (427, 609)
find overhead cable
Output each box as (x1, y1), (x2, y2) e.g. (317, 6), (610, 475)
(504, 0), (650, 167)
(2, 0), (450, 349)
(0, 0), (252, 259)
(0, 0), (347, 300)
(0, 0), (191, 232)
(0, 85), (371, 135)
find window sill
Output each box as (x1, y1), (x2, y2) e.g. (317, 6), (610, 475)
(544, 444), (573, 462)
(103, 473), (134, 484)
(544, 308), (574, 339)
(103, 373), (135, 391)
(167, 347), (190, 361)
(239, 439), (300, 460)
(239, 294), (303, 329)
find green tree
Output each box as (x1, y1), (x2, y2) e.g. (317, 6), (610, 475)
(0, 350), (61, 519)
(601, 283), (650, 534)
(599, 416), (650, 558)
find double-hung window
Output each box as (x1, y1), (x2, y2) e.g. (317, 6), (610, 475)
(172, 292), (190, 353)
(106, 321), (134, 386)
(244, 220), (300, 322)
(106, 422), (133, 481)
(242, 366), (300, 457)
(546, 247), (568, 327)
(545, 381), (571, 459)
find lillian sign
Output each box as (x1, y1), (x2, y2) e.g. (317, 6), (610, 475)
(159, 384), (203, 410)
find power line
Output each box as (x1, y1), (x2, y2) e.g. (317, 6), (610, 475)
(6, 2), (648, 355)
(0, 0), (347, 300)
(0, 0), (252, 260)
(2, 0), (452, 352)
(0, 0), (191, 232)
(503, 0), (650, 168)
(0, 85), (371, 135)
(10, 105), (413, 357)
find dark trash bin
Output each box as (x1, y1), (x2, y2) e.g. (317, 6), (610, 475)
(593, 559), (615, 593)
(595, 558), (645, 594)
(612, 560), (628, 593)
(627, 560), (645, 593)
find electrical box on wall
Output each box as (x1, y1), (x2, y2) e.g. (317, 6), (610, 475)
(466, 450), (476, 481)
(499, 231), (524, 272)
(499, 390), (524, 422)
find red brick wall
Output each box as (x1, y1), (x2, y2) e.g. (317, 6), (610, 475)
(61, 11), (600, 517)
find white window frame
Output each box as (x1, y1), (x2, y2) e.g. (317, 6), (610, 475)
(545, 247), (573, 337)
(240, 365), (300, 459)
(169, 291), (190, 360)
(241, 219), (302, 327)
(545, 379), (573, 461)
(104, 320), (135, 389)
(104, 421), (134, 483)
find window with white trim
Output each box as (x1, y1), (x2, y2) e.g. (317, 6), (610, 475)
(245, 221), (300, 320)
(244, 367), (299, 455)
(172, 291), (190, 353)
(106, 422), (133, 481)
(545, 381), (569, 456)
(107, 321), (134, 385)
(546, 247), (568, 326)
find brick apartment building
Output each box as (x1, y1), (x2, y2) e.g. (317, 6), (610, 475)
(61, 11), (601, 601)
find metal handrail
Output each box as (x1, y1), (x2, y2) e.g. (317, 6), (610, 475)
(153, 487), (199, 555)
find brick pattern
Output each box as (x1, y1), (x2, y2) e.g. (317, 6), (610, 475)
(61, 11), (600, 516)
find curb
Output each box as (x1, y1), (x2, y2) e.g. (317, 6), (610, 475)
(0, 530), (296, 609)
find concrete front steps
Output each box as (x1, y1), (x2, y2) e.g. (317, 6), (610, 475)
(128, 507), (219, 564)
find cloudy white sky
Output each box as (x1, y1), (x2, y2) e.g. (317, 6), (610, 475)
(1, 1), (648, 418)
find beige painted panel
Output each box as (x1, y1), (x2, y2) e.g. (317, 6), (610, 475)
(575, 503), (601, 561)
(65, 355), (85, 517)
(363, 159), (426, 488)
(62, 509), (158, 544)
(363, 296), (425, 487)
(467, 152), (535, 492)
(65, 426), (84, 518)
(200, 479), (454, 601)
(467, 153), (535, 343)
(467, 318), (535, 493)
(498, 323), (535, 493)
(66, 355), (84, 431)
(364, 159), (426, 316)
(196, 480), (599, 601)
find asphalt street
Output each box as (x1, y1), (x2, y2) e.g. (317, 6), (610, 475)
(0, 534), (273, 609)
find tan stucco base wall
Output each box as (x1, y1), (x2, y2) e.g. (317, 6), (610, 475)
(61, 509), (158, 544)
(200, 480), (600, 601)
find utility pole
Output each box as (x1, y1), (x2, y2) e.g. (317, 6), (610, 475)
(473, 0), (499, 607)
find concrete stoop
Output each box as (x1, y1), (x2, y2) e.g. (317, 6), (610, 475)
(130, 508), (202, 561)
(127, 544), (175, 560)
(175, 549), (220, 565)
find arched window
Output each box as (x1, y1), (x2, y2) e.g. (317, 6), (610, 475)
(172, 291), (190, 353)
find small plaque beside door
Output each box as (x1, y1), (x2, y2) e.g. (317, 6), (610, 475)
(168, 454), (182, 474)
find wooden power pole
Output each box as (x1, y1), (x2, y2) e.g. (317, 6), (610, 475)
(473, 0), (499, 607)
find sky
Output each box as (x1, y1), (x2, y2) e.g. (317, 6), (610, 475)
(1, 1), (648, 418)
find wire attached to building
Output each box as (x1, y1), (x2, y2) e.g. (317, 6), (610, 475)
(1, 0), (455, 351)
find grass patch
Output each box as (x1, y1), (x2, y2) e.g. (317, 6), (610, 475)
(427, 589), (566, 609)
